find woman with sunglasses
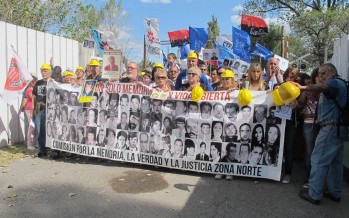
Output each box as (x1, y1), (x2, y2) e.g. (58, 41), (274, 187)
(180, 66), (209, 91)
(153, 68), (174, 91)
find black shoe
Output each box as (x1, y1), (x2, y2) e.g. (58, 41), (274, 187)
(299, 189), (320, 205)
(323, 191), (341, 202)
(37, 152), (47, 158)
(51, 151), (60, 159)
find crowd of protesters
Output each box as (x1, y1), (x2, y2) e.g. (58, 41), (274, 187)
(22, 50), (347, 205)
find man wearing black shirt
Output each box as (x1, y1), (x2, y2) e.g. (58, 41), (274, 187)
(32, 64), (52, 157)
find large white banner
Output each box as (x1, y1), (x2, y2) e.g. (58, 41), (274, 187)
(144, 18), (161, 58)
(46, 81), (285, 181)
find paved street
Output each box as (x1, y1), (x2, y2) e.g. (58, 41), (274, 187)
(1, 155), (348, 218)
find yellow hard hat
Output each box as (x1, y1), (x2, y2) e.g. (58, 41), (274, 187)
(76, 66), (84, 71)
(279, 82), (300, 104)
(221, 69), (234, 78)
(272, 88), (284, 106)
(187, 51), (198, 59)
(237, 88), (252, 106)
(191, 85), (204, 102)
(40, 64), (51, 71)
(139, 71), (146, 76)
(63, 70), (76, 78)
(153, 63), (164, 69)
(89, 59), (100, 67)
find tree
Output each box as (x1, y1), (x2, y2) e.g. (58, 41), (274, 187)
(206, 15), (220, 49)
(242, 0), (349, 65)
(59, 4), (103, 42)
(0, 0), (95, 37)
(138, 59), (155, 71)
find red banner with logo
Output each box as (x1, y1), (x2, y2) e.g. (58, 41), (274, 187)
(168, 29), (189, 47)
(241, 14), (268, 37)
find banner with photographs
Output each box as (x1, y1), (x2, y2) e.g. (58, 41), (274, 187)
(222, 58), (250, 79)
(46, 81), (285, 181)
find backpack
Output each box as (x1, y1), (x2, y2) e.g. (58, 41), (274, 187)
(330, 77), (349, 126)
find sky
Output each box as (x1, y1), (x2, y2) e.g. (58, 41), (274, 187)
(91, 0), (288, 63)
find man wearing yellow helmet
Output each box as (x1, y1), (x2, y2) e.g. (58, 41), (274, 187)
(32, 64), (52, 157)
(86, 59), (106, 82)
(63, 70), (76, 85)
(75, 66), (85, 85)
(175, 51), (213, 91)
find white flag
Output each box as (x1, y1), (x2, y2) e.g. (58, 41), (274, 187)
(216, 36), (233, 50)
(144, 18), (161, 58)
(2, 47), (33, 105)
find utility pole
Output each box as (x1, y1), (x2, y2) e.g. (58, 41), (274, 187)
(281, 26), (285, 58)
(143, 35), (146, 69)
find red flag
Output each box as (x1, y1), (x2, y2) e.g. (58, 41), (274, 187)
(4, 57), (27, 91)
(2, 47), (32, 105)
(241, 14), (268, 37)
(168, 29), (189, 47)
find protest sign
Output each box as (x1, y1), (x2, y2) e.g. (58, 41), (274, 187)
(46, 81), (286, 181)
(79, 80), (97, 103)
(102, 50), (122, 80)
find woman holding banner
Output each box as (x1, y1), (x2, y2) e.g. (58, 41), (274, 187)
(180, 67), (209, 91)
(246, 63), (268, 91)
(216, 69), (236, 91)
(153, 68), (174, 91)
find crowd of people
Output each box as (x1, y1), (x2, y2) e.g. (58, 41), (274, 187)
(21, 50), (347, 205)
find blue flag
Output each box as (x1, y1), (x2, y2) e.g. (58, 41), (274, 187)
(91, 28), (105, 57)
(250, 42), (273, 60)
(189, 27), (209, 52)
(215, 42), (238, 60)
(232, 27), (251, 62)
(179, 44), (190, 59)
(162, 51), (168, 67)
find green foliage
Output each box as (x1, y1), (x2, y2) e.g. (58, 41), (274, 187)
(242, 0), (349, 64)
(207, 15), (220, 49)
(0, 0), (127, 43)
(251, 24), (282, 55)
(139, 59), (155, 71)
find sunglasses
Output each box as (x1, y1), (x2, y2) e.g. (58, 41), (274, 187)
(156, 76), (167, 80)
(188, 73), (197, 77)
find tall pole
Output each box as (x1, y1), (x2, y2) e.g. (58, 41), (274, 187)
(281, 26), (285, 57)
(143, 35), (146, 69)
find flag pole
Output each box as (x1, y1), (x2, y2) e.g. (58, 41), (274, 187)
(143, 35), (146, 69)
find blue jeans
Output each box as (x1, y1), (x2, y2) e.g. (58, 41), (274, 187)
(309, 125), (348, 200)
(34, 110), (47, 155)
(302, 123), (316, 180)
